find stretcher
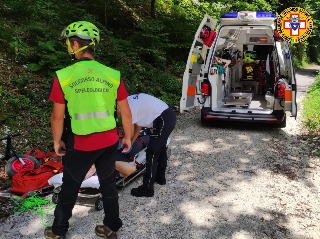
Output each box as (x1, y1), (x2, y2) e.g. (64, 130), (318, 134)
(48, 137), (171, 211)
(0, 185), (54, 200)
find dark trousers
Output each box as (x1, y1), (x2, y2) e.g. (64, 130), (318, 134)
(143, 107), (176, 189)
(52, 142), (122, 236)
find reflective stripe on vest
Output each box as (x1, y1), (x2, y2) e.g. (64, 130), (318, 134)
(56, 60), (120, 135)
(74, 110), (110, 120)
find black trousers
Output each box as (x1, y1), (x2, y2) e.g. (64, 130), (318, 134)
(52, 141), (122, 236)
(143, 107), (176, 189)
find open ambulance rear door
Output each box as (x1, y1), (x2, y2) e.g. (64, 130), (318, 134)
(180, 15), (217, 113)
(287, 42), (297, 118)
(276, 40), (297, 118)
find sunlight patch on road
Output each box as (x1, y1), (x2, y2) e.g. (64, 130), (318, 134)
(239, 157), (250, 163)
(179, 201), (216, 226)
(159, 215), (172, 224)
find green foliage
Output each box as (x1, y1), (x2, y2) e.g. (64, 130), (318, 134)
(11, 76), (34, 90)
(303, 71), (320, 133)
(131, 18), (169, 69)
(27, 64), (41, 72)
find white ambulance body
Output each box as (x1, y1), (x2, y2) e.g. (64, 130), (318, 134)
(180, 11), (297, 127)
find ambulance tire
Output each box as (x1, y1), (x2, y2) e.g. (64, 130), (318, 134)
(5, 155), (40, 178)
(95, 197), (104, 211)
(201, 113), (210, 125)
(273, 113), (286, 128)
(276, 117), (286, 128)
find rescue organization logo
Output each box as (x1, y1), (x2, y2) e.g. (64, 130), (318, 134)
(277, 7), (313, 43)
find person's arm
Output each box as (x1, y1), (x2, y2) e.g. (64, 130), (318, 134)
(51, 102), (66, 156)
(132, 124), (142, 143)
(117, 98), (132, 153)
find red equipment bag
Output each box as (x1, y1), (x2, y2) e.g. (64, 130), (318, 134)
(25, 148), (56, 160)
(10, 160), (63, 195)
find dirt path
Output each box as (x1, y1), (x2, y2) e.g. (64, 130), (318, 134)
(0, 66), (319, 238)
(295, 65), (320, 99)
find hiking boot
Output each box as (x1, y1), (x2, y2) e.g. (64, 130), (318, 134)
(131, 185), (154, 197)
(155, 178), (166, 185)
(155, 169), (166, 185)
(95, 225), (117, 239)
(44, 227), (66, 239)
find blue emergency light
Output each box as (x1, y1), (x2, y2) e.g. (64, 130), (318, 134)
(220, 12), (238, 18)
(220, 11), (275, 24)
(256, 12), (275, 18)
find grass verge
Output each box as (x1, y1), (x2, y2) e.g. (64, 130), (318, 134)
(302, 70), (320, 134)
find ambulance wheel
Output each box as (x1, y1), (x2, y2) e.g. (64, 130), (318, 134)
(5, 155), (40, 178)
(95, 197), (103, 211)
(201, 114), (209, 125)
(274, 117), (286, 128)
(272, 112), (286, 128)
(52, 193), (59, 204)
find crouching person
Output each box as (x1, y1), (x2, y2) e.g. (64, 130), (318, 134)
(127, 93), (176, 197)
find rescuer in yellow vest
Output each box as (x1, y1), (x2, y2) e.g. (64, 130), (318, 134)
(46, 21), (132, 239)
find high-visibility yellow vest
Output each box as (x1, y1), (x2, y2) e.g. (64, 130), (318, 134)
(56, 60), (120, 135)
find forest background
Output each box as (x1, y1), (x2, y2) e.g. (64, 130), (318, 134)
(0, 0), (319, 153)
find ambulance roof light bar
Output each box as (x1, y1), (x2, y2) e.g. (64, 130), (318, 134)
(220, 11), (275, 24)
(256, 12), (275, 18)
(220, 12), (238, 19)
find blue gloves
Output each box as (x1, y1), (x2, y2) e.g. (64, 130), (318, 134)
(123, 144), (132, 154)
(117, 140), (132, 154)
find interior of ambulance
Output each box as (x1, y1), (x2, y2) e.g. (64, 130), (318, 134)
(205, 25), (293, 112)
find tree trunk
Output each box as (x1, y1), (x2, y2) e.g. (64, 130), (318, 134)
(151, 0), (155, 18)
(116, 0), (143, 22)
(104, 0), (108, 28)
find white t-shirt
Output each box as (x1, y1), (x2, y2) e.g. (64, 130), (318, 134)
(127, 93), (169, 128)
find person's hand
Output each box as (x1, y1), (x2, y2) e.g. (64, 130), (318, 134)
(54, 140), (66, 156)
(121, 137), (132, 154)
(123, 144), (132, 154)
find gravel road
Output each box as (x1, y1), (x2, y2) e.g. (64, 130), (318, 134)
(0, 66), (320, 239)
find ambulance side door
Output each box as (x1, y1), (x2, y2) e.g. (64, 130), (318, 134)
(180, 15), (217, 113)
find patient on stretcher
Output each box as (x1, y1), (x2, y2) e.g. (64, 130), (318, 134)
(49, 134), (150, 188)
(83, 160), (136, 181)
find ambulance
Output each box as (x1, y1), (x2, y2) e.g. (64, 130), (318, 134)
(180, 11), (297, 127)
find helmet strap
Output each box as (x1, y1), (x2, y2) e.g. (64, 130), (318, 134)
(67, 38), (76, 61)
(67, 38), (96, 60)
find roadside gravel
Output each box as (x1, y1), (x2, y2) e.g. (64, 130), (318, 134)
(0, 67), (320, 238)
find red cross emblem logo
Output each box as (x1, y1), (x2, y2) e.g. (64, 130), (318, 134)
(283, 13), (306, 36)
(88, 69), (93, 73)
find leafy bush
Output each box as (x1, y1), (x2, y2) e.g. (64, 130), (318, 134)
(303, 71), (320, 133)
